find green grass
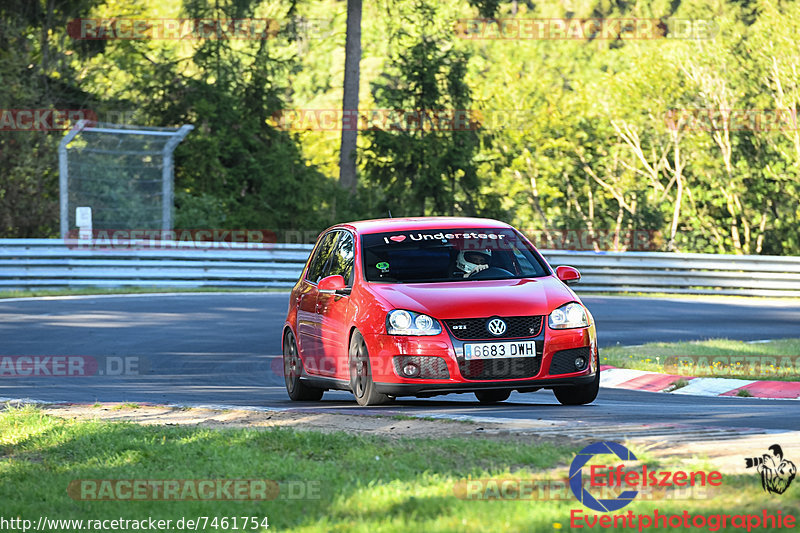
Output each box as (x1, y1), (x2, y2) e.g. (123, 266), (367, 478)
(2, 406), (797, 532)
(602, 338), (800, 381)
(0, 287), (288, 299)
(390, 414), (419, 421)
(665, 379), (690, 391)
(110, 403), (141, 410)
(390, 414), (443, 422)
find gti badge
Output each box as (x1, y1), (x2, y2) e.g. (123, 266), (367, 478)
(487, 318), (507, 336)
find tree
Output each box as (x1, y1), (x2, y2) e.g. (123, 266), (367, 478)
(0, 0), (103, 238)
(338, 0), (362, 194)
(361, 1), (499, 217)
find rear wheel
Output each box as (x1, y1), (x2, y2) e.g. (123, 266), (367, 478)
(475, 390), (511, 404)
(553, 369), (599, 405)
(283, 330), (324, 401)
(349, 331), (390, 406)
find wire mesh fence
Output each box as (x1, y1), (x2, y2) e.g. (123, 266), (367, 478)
(59, 121), (193, 237)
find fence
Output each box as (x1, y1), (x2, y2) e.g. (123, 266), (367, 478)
(1, 239), (799, 297)
(59, 122), (193, 237)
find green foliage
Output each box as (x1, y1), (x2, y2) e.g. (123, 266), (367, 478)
(1, 0), (799, 254)
(456, 0), (800, 253)
(127, 0), (341, 231)
(0, 0), (105, 237)
(361, 2), (495, 217)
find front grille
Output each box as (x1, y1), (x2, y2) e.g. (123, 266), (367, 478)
(459, 357), (541, 380)
(392, 356), (450, 379)
(445, 316), (543, 340)
(548, 346), (591, 375)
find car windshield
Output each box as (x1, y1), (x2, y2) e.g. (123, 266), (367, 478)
(361, 228), (550, 283)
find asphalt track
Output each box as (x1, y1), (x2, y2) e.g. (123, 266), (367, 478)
(1, 293), (799, 432)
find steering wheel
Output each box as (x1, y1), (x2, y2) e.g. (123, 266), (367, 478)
(468, 266), (513, 279)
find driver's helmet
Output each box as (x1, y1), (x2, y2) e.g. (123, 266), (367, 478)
(456, 249), (492, 275)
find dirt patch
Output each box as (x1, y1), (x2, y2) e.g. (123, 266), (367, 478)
(36, 403), (528, 441)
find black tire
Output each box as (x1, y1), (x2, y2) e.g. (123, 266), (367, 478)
(553, 369), (600, 405)
(475, 390), (512, 404)
(349, 331), (390, 406)
(283, 330), (324, 401)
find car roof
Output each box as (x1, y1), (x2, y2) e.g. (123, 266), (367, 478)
(331, 217), (514, 235)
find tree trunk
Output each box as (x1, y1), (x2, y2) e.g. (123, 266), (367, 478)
(338, 0), (362, 193)
(41, 0), (55, 96)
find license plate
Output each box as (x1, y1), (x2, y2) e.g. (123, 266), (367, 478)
(464, 341), (537, 360)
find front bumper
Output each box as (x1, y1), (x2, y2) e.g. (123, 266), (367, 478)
(361, 324), (597, 397)
(374, 374), (597, 397)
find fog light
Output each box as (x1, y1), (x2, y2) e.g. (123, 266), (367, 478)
(574, 357), (587, 370)
(402, 363), (420, 377)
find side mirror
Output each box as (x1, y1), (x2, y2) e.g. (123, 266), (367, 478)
(318, 274), (349, 295)
(555, 265), (581, 285)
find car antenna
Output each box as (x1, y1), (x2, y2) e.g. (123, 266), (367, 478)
(388, 210), (392, 218)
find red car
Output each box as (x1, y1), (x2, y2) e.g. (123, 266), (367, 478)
(282, 217), (599, 406)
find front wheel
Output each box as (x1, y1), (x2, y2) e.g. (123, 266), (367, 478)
(553, 369), (600, 405)
(349, 331), (390, 406)
(283, 330), (323, 401)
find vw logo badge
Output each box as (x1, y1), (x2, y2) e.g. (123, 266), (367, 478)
(487, 318), (507, 336)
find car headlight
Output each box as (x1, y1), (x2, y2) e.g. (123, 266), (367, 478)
(386, 310), (442, 336)
(548, 302), (589, 329)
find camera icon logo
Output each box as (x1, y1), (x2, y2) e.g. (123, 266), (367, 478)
(745, 444), (796, 495)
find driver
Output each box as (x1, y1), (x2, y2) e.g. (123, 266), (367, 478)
(456, 250), (491, 278)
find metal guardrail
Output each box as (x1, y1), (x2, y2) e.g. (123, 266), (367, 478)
(1, 239), (799, 297)
(543, 251), (800, 297)
(0, 239), (309, 289)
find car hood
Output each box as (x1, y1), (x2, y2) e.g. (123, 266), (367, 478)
(367, 277), (576, 319)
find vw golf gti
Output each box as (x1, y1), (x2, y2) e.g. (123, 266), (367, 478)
(282, 217), (599, 406)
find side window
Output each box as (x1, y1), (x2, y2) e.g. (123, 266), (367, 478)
(327, 232), (355, 286)
(305, 232), (338, 283)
